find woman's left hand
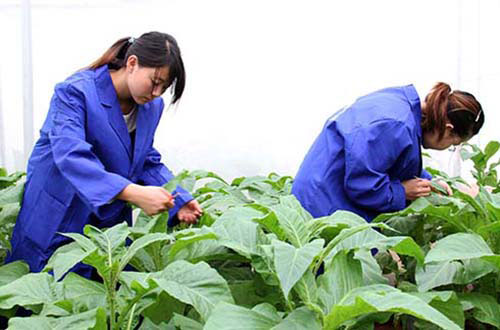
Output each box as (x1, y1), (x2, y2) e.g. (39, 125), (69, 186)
(432, 180), (453, 196)
(177, 200), (203, 224)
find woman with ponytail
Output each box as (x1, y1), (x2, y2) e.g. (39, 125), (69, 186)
(7, 32), (202, 276)
(292, 83), (484, 221)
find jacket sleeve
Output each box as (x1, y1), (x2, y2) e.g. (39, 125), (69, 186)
(137, 97), (194, 221)
(343, 120), (412, 213)
(49, 84), (132, 218)
(138, 145), (194, 219)
(420, 169), (433, 180)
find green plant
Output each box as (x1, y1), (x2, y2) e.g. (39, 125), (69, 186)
(0, 170), (464, 329)
(0, 168), (25, 264)
(461, 141), (500, 192)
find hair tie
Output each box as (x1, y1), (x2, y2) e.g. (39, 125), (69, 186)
(128, 37), (136, 44)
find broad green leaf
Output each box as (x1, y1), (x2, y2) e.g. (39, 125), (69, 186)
(324, 284), (461, 330)
(62, 272), (106, 311)
(454, 258), (497, 284)
(141, 292), (186, 326)
(153, 260), (234, 321)
(416, 260), (462, 292)
(0, 182), (24, 205)
(119, 271), (156, 292)
(131, 212), (168, 237)
(459, 292), (500, 328)
(278, 195), (313, 222)
(84, 222), (130, 256)
(168, 228), (217, 259)
(44, 242), (96, 281)
(213, 208), (263, 257)
(328, 230), (424, 266)
(190, 169), (228, 183)
(271, 204), (310, 247)
(253, 210), (287, 241)
(170, 312), (203, 330)
(7, 307), (107, 330)
(61, 232), (97, 251)
(0, 261), (29, 287)
(138, 317), (173, 330)
(318, 223), (387, 267)
(425, 233), (494, 263)
(229, 279), (283, 308)
(0, 203), (20, 226)
(169, 238), (227, 264)
(293, 271), (318, 305)
(411, 291), (464, 329)
(272, 239), (324, 300)
(204, 302), (281, 330)
(484, 141), (500, 163)
(250, 245), (279, 286)
(251, 303), (282, 323)
(119, 232), (173, 270)
(318, 250), (363, 312)
(374, 197), (464, 231)
(0, 273), (62, 309)
(354, 249), (388, 285)
(271, 307), (321, 330)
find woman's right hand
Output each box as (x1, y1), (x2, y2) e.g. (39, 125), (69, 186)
(401, 178), (432, 201)
(118, 184), (174, 216)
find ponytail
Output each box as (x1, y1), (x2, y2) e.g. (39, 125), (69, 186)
(86, 32), (185, 104)
(422, 82), (484, 139)
(87, 37), (132, 71)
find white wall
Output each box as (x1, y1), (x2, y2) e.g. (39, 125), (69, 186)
(0, 0), (499, 180)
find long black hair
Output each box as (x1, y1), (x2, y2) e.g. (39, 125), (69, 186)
(88, 31), (185, 103)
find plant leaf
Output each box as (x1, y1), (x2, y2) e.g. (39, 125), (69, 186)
(324, 284), (461, 330)
(272, 239), (324, 300)
(152, 260), (234, 321)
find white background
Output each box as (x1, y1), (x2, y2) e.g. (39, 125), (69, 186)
(0, 0), (499, 181)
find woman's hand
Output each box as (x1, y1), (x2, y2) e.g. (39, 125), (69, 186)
(118, 184), (174, 216)
(177, 200), (203, 225)
(456, 182), (480, 197)
(431, 180), (453, 195)
(402, 178), (432, 200)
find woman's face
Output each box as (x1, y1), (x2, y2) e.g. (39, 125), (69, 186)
(422, 123), (464, 150)
(126, 56), (170, 104)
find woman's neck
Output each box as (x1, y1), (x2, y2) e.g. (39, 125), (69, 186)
(110, 68), (135, 115)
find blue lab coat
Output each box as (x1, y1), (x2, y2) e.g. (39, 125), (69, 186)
(7, 65), (193, 272)
(292, 85), (431, 221)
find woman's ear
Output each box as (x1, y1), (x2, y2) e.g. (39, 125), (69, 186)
(126, 55), (139, 73)
(445, 123), (455, 131)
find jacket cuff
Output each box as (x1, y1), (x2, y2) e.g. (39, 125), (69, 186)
(420, 169), (433, 180)
(167, 185), (194, 226)
(389, 180), (407, 211)
(89, 175), (131, 219)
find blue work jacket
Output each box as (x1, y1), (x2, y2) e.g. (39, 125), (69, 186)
(7, 65), (193, 272)
(292, 85), (431, 221)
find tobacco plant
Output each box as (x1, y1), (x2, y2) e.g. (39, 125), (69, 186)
(375, 141), (500, 329)
(0, 168), (25, 264)
(0, 171), (465, 329)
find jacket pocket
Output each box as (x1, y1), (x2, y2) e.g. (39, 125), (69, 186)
(24, 189), (68, 251)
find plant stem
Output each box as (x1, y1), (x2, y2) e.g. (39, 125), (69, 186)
(106, 281), (116, 330)
(116, 290), (149, 329)
(126, 303), (137, 330)
(306, 302), (325, 326)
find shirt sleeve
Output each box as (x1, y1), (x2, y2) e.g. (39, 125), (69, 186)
(49, 84), (132, 217)
(343, 119), (413, 213)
